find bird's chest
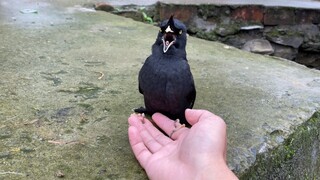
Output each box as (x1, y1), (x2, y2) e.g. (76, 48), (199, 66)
(142, 60), (182, 87)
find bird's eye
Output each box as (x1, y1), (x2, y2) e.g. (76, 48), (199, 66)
(179, 30), (182, 35)
(159, 28), (165, 33)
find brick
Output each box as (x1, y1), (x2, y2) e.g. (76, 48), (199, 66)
(295, 9), (320, 24)
(231, 6), (264, 23)
(158, 3), (197, 25)
(264, 8), (295, 25)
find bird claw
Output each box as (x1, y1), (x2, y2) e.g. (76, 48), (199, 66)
(170, 119), (185, 138)
(136, 113), (146, 123)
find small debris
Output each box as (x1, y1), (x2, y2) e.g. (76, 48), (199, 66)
(258, 142), (268, 154)
(80, 112), (89, 124)
(20, 9), (38, 14)
(223, 45), (231, 49)
(240, 25), (264, 30)
(23, 119), (39, 125)
(98, 169), (107, 175)
(55, 170), (65, 178)
(0, 171), (26, 176)
(97, 71), (104, 80)
(48, 140), (84, 145)
(10, 147), (21, 153)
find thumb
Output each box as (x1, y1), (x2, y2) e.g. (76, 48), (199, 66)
(185, 109), (223, 125)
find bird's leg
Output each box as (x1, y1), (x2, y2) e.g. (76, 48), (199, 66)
(133, 107), (148, 114)
(137, 113), (146, 124)
(170, 119), (185, 138)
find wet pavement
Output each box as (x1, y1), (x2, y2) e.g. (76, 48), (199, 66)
(1, 0), (320, 179)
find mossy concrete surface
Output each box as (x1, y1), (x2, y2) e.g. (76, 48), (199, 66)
(0, 0), (320, 179)
(241, 112), (320, 179)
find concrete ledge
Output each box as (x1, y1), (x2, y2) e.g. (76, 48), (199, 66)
(241, 112), (320, 178)
(187, 37), (320, 178)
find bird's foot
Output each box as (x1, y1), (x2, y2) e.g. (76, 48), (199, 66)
(170, 119), (185, 138)
(136, 112), (146, 123)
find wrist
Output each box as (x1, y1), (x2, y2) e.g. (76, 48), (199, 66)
(194, 159), (238, 180)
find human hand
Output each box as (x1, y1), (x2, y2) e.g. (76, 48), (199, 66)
(128, 109), (238, 180)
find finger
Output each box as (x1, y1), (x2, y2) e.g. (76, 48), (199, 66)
(185, 108), (227, 145)
(140, 128), (163, 153)
(151, 113), (177, 136)
(186, 109), (228, 160)
(152, 113), (188, 140)
(129, 114), (172, 145)
(128, 126), (151, 169)
(143, 118), (172, 145)
(129, 114), (163, 152)
(128, 113), (145, 130)
(185, 109), (223, 125)
(169, 119), (189, 140)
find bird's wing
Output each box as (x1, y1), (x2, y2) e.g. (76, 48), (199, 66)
(187, 82), (196, 108)
(138, 83), (143, 94)
(138, 56), (152, 95)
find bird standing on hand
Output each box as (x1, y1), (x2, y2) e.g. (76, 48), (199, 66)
(135, 16), (196, 127)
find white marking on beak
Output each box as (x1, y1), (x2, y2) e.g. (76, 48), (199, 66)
(165, 26), (174, 33)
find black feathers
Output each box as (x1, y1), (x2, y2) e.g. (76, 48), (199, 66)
(135, 16), (196, 126)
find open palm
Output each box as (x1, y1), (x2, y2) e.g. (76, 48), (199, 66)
(128, 109), (237, 180)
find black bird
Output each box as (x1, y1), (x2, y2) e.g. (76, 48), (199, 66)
(135, 16), (196, 126)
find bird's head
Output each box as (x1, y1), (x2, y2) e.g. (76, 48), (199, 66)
(156, 16), (187, 54)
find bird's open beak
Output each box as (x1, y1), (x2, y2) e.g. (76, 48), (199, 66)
(162, 33), (176, 53)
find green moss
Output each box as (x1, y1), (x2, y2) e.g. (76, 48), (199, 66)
(64, 129), (73, 134)
(58, 83), (102, 99)
(20, 147), (35, 153)
(0, 131), (12, 139)
(197, 5), (230, 22)
(41, 76), (62, 86)
(78, 103), (94, 112)
(283, 139), (295, 161)
(265, 28), (303, 38)
(76, 86), (101, 94)
(214, 23), (240, 36)
(240, 111), (320, 179)
(196, 30), (218, 41)
(0, 151), (11, 159)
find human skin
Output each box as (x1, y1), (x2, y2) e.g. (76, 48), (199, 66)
(128, 109), (238, 180)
